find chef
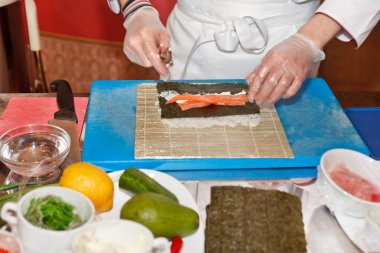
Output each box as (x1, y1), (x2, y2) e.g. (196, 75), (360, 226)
(108, 0), (380, 105)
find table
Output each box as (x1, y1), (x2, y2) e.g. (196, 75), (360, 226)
(2, 91), (380, 200)
(1, 91), (379, 249)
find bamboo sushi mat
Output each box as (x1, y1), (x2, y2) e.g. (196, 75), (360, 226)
(135, 84), (294, 159)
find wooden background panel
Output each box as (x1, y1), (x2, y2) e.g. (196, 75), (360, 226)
(319, 23), (380, 92)
(40, 34), (158, 93)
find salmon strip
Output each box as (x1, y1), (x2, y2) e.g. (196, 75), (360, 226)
(203, 94), (248, 105)
(166, 93), (248, 107)
(166, 94), (214, 104)
(178, 101), (210, 111)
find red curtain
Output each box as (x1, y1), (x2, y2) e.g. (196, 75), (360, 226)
(35, 0), (176, 42)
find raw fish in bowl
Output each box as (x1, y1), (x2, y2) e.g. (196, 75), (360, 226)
(318, 149), (380, 217)
(329, 164), (380, 202)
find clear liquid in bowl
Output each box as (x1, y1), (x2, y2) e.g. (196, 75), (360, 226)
(0, 132), (69, 183)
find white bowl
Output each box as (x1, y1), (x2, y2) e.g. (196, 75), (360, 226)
(72, 219), (170, 253)
(318, 149), (380, 217)
(0, 230), (23, 253)
(1, 186), (95, 253)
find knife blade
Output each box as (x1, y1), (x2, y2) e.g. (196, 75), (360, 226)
(159, 45), (172, 81)
(48, 79), (81, 168)
(159, 45), (172, 65)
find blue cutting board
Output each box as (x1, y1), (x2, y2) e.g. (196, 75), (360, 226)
(82, 78), (369, 180)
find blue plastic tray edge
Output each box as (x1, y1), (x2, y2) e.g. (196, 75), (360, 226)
(344, 107), (380, 160)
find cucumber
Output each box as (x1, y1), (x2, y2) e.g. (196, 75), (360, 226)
(119, 168), (178, 203)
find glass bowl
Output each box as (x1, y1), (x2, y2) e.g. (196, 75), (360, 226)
(0, 124), (71, 184)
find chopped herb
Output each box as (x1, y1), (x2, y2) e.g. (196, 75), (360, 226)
(24, 195), (83, 231)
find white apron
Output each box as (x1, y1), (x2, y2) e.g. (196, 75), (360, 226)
(166, 0), (320, 80)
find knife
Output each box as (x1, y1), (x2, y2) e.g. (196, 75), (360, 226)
(48, 79), (81, 169)
(159, 45), (172, 81)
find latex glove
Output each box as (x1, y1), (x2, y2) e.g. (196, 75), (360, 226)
(246, 33), (325, 105)
(123, 8), (171, 77)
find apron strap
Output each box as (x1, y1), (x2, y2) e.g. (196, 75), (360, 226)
(233, 16), (269, 53)
(181, 28), (215, 79)
(181, 17), (270, 78)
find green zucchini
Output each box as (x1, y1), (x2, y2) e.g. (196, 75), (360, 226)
(119, 168), (178, 203)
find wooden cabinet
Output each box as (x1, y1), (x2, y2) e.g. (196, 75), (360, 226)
(0, 2), (34, 93)
(319, 23), (380, 92)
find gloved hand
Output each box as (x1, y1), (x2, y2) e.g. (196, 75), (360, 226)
(246, 33), (325, 105)
(123, 8), (171, 77)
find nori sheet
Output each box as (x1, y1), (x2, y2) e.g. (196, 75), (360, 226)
(205, 186), (307, 253)
(157, 82), (260, 118)
(157, 82), (250, 95)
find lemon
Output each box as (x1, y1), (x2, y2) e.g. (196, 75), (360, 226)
(59, 162), (114, 213)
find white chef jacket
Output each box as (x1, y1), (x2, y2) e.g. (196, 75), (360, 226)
(163, 0), (380, 80)
(166, 0), (320, 79)
(317, 0), (380, 47)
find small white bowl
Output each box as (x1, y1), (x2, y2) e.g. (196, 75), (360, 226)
(1, 186), (95, 253)
(0, 230), (23, 253)
(72, 219), (170, 253)
(318, 149), (380, 218)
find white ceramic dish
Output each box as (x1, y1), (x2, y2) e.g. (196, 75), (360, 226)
(99, 169), (205, 253)
(318, 148), (380, 218)
(0, 229), (24, 253)
(366, 208), (380, 239)
(72, 219), (170, 253)
(335, 210), (380, 253)
(1, 186), (95, 253)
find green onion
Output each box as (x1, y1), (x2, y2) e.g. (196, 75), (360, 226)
(0, 181), (43, 193)
(0, 184), (57, 227)
(24, 195), (83, 231)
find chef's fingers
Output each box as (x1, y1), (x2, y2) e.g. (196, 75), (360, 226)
(143, 41), (167, 76)
(143, 30), (171, 76)
(254, 69), (284, 105)
(123, 31), (151, 67)
(246, 65), (270, 103)
(246, 73), (256, 102)
(123, 47), (139, 65)
(283, 75), (304, 99)
(269, 73), (295, 103)
(123, 34), (140, 65)
(133, 41), (152, 67)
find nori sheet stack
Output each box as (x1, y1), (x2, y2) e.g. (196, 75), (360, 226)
(157, 82), (260, 119)
(205, 186), (307, 253)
